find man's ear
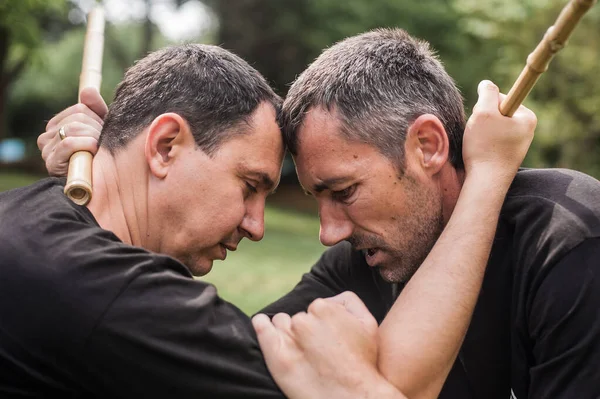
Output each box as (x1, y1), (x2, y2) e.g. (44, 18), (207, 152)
(405, 114), (449, 176)
(145, 113), (192, 179)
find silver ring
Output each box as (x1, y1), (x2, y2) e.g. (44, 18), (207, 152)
(58, 126), (67, 141)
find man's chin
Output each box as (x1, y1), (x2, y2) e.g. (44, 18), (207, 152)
(376, 262), (416, 284)
(187, 258), (214, 277)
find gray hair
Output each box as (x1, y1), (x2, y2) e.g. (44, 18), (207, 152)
(282, 28), (466, 170)
(99, 44), (282, 155)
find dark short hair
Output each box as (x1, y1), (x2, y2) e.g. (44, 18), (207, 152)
(99, 44), (282, 155)
(282, 28), (466, 170)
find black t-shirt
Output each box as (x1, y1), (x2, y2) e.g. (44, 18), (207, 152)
(263, 168), (600, 399)
(0, 178), (284, 398)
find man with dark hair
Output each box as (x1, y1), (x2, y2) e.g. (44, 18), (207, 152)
(31, 39), (539, 398)
(2, 44), (288, 396)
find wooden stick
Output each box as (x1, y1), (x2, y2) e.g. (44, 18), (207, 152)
(499, 0), (596, 117)
(64, 7), (105, 205)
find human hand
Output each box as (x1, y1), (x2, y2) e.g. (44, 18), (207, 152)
(462, 80), (537, 187)
(37, 87), (108, 176)
(253, 292), (400, 399)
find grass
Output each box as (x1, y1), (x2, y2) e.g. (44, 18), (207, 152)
(202, 206), (324, 314)
(0, 171), (41, 192)
(1, 171), (325, 315)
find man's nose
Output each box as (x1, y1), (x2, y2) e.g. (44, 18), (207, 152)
(240, 199), (265, 242)
(318, 200), (353, 247)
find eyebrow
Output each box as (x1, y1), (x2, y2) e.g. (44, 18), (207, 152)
(312, 177), (352, 194)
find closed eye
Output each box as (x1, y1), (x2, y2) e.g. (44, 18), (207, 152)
(245, 181), (258, 194)
(331, 184), (357, 203)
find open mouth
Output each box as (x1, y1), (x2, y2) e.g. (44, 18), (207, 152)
(363, 248), (380, 265)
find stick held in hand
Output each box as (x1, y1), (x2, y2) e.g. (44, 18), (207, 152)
(499, 0), (596, 117)
(64, 7), (105, 205)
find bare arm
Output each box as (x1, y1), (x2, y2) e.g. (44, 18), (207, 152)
(377, 81), (536, 398)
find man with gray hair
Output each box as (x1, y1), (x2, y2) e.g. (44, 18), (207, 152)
(260, 28), (600, 399)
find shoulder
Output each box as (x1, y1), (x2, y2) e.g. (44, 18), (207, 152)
(502, 168), (600, 268)
(0, 178), (193, 341)
(83, 268), (285, 397)
(507, 168), (600, 209)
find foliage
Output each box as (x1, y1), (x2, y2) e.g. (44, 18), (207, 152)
(210, 0), (600, 178)
(0, 0), (67, 56)
(457, 0), (600, 176)
(3, 0), (600, 177)
(8, 22), (172, 143)
(0, 0), (69, 140)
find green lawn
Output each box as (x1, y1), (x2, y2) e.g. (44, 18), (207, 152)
(0, 171), (41, 192)
(1, 171), (325, 315)
(202, 206), (324, 314)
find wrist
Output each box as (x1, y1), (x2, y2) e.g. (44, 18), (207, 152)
(370, 374), (407, 399)
(463, 165), (516, 195)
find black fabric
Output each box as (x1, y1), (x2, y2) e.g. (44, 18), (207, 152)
(0, 178), (284, 398)
(263, 168), (600, 399)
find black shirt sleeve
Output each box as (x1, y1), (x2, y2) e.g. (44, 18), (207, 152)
(526, 237), (600, 399)
(79, 260), (284, 399)
(260, 242), (395, 323)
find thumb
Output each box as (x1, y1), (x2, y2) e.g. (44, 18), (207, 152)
(79, 87), (109, 120)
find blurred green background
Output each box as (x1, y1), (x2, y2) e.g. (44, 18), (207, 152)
(1, 0), (599, 314)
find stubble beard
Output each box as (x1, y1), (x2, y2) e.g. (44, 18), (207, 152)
(378, 184), (445, 283)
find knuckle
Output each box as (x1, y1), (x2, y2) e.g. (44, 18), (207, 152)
(340, 290), (359, 302)
(36, 134), (47, 152)
(69, 121), (93, 137)
(474, 109), (493, 120)
(307, 298), (328, 315)
(291, 312), (311, 332)
(73, 103), (88, 115)
(61, 136), (77, 152)
(272, 312), (290, 328)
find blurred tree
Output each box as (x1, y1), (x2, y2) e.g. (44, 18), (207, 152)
(207, 0), (493, 181)
(8, 20), (174, 147)
(6, 0), (205, 151)
(209, 0), (478, 97)
(104, 0), (189, 71)
(210, 0), (599, 178)
(0, 0), (68, 141)
(456, 0), (600, 176)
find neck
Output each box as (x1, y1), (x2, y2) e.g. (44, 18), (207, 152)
(86, 147), (151, 249)
(438, 164), (465, 225)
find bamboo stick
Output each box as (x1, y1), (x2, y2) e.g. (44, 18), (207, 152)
(64, 7), (105, 205)
(499, 0), (596, 117)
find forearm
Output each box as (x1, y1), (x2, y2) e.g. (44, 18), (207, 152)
(378, 172), (509, 398)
